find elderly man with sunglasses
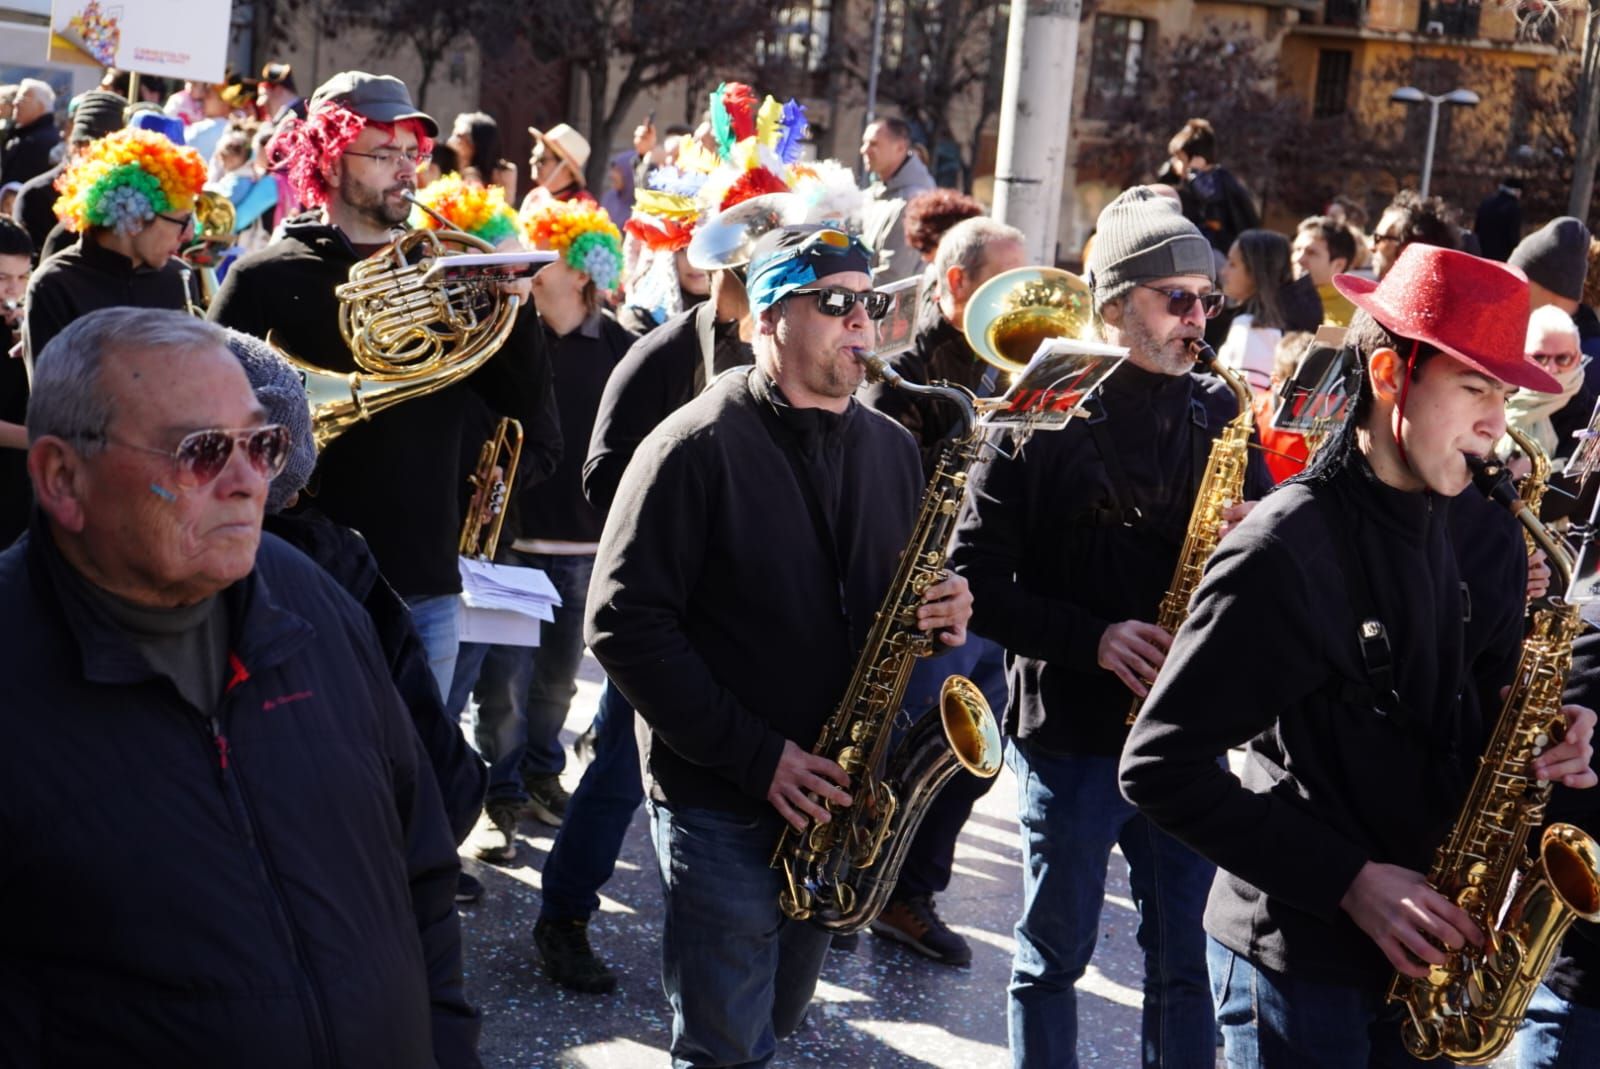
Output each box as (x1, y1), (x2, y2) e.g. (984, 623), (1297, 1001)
(0, 307), (479, 1067)
(948, 186), (1271, 1069)
(586, 225), (972, 1068)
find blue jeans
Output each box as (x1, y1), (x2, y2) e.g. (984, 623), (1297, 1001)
(460, 552), (592, 803)
(402, 593), (460, 704)
(1209, 938), (1446, 1068)
(539, 678), (644, 924)
(1008, 738), (1214, 1069)
(1513, 982), (1600, 1068)
(648, 801), (831, 1069)
(894, 635), (1007, 897)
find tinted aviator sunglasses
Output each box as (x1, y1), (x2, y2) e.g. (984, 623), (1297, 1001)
(1137, 284), (1225, 319)
(79, 425), (291, 488)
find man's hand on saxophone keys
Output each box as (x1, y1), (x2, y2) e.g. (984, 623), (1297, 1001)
(1531, 702), (1597, 789)
(1340, 861), (1484, 978)
(768, 741), (853, 833)
(917, 572), (972, 648)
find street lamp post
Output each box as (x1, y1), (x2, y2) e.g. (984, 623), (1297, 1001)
(1390, 86), (1480, 198)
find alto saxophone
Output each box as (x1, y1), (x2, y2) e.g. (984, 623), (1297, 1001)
(1387, 451), (1600, 1064)
(770, 352), (1004, 934)
(1128, 340), (1254, 723)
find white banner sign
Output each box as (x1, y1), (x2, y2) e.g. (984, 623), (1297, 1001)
(49, 0), (232, 84)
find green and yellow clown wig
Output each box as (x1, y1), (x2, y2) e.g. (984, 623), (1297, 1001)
(54, 128), (207, 235)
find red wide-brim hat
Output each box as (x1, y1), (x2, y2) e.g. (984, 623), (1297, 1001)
(1333, 243), (1559, 394)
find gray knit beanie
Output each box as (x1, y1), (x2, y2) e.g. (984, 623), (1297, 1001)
(1086, 186), (1215, 310)
(223, 329), (317, 514)
(1509, 216), (1590, 302)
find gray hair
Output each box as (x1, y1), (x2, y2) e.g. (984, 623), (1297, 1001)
(27, 308), (229, 451)
(933, 216), (1025, 301)
(1527, 303), (1581, 350)
(0, 85), (17, 107)
(18, 79), (55, 112)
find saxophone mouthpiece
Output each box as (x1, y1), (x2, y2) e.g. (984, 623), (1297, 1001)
(1467, 452), (1523, 510)
(1189, 339), (1217, 369)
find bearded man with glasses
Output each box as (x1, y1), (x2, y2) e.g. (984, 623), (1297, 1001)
(1, 307), (479, 1067)
(949, 185), (1271, 1068)
(587, 225), (973, 1067)
(210, 71), (562, 714)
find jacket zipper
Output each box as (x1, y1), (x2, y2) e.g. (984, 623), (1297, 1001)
(203, 712), (338, 1069)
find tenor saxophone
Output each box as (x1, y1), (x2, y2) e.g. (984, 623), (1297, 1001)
(1128, 340), (1254, 724)
(770, 352), (1004, 934)
(1387, 451), (1600, 1064)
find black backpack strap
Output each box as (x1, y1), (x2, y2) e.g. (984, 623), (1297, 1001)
(1313, 491), (1404, 720)
(1084, 400), (1144, 528)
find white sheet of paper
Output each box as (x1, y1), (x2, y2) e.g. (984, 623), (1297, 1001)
(458, 605), (543, 647)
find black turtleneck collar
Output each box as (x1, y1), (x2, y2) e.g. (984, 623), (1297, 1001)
(1339, 447), (1446, 538)
(749, 367), (855, 456)
(79, 235), (161, 276)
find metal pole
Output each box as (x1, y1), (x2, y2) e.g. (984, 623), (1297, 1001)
(864, 0), (887, 127)
(992, 0), (1083, 266)
(1420, 97), (1441, 199)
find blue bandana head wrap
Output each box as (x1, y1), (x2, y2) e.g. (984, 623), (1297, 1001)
(747, 226), (874, 313)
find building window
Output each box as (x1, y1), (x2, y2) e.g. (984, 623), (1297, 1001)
(1507, 66), (1538, 155)
(1086, 15), (1148, 120)
(760, 2), (833, 75)
(1403, 57), (1462, 153)
(1313, 49), (1352, 118)
(1417, 0), (1481, 39)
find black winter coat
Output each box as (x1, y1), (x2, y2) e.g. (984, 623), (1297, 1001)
(0, 524), (479, 1067)
(0, 115), (60, 190)
(22, 236), (190, 362)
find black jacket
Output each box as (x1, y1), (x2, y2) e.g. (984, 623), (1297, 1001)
(0, 114), (60, 190)
(1473, 190), (1523, 263)
(210, 220), (562, 596)
(513, 311), (636, 544)
(12, 160), (62, 259)
(583, 300), (752, 512)
(1541, 611), (1600, 1008)
(22, 236), (191, 361)
(0, 318), (26, 548)
(949, 362), (1272, 755)
(859, 309), (992, 479)
(586, 368), (922, 816)
(264, 510), (487, 843)
(1184, 165), (1259, 254)
(1119, 458), (1526, 986)
(0, 523), (478, 1067)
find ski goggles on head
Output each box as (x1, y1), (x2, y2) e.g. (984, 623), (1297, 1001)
(747, 227), (875, 313)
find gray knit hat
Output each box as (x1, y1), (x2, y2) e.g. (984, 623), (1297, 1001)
(1085, 186), (1215, 309)
(223, 329), (316, 514)
(1510, 217), (1591, 302)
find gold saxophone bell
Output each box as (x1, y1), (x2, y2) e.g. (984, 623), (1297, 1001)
(461, 417), (524, 561)
(962, 266), (1097, 379)
(275, 227), (547, 449)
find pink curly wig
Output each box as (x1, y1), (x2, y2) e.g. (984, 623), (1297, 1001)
(267, 103), (434, 209)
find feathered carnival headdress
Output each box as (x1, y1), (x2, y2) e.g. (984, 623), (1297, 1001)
(520, 198), (624, 292)
(54, 128), (207, 235)
(411, 173), (519, 245)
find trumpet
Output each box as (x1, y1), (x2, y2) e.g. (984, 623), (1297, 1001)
(461, 417), (524, 561)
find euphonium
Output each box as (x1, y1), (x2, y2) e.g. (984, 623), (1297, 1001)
(460, 417), (523, 561)
(277, 222), (551, 449)
(770, 355), (1004, 934)
(1128, 341), (1254, 723)
(1387, 452), (1600, 1064)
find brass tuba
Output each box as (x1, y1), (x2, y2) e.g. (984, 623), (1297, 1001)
(962, 266), (1097, 376)
(276, 224), (553, 449)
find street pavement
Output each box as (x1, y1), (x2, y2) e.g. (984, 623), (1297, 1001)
(458, 652), (1148, 1068)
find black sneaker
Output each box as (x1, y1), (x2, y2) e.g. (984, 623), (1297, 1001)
(455, 871), (484, 906)
(522, 774), (570, 826)
(474, 800), (520, 865)
(869, 894), (972, 967)
(534, 918), (618, 994)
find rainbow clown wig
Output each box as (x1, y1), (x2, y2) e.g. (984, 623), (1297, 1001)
(54, 128), (207, 235)
(520, 198), (624, 293)
(411, 173), (518, 245)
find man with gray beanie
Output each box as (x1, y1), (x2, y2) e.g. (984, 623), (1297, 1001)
(225, 329), (488, 884)
(949, 185), (1270, 1067)
(1509, 217), (1599, 461)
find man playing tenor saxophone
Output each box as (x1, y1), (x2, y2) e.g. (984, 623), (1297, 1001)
(949, 185), (1270, 1068)
(1120, 242), (1599, 1065)
(585, 225), (972, 1068)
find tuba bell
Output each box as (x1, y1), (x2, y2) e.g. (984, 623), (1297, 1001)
(962, 266), (1097, 378)
(275, 225), (554, 449)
